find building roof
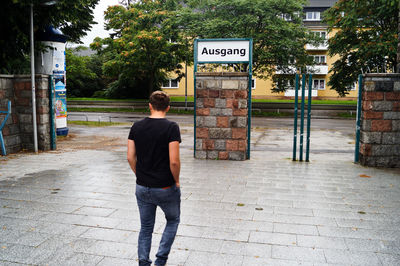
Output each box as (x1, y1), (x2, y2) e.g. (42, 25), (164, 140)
(73, 47), (96, 57)
(306, 0), (338, 8)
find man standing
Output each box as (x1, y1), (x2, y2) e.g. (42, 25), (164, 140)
(127, 91), (181, 266)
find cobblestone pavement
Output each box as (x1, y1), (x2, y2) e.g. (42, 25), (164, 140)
(0, 117), (399, 266)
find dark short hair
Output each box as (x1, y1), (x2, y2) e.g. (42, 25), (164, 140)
(149, 91), (170, 111)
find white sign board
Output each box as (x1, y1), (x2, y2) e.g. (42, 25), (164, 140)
(197, 40), (250, 62)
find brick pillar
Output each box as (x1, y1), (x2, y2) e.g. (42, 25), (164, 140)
(359, 73), (400, 167)
(0, 74), (53, 154)
(0, 75), (22, 154)
(14, 75), (52, 151)
(195, 72), (249, 161)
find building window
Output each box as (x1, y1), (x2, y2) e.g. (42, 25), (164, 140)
(313, 79), (325, 90)
(312, 31), (327, 40)
(168, 38), (177, 44)
(162, 79), (179, 88)
(305, 11), (321, 21)
(280, 13), (292, 21)
(280, 12), (300, 21)
(288, 79), (295, 89)
(313, 55), (326, 64)
(279, 79), (295, 90)
(252, 79), (256, 89)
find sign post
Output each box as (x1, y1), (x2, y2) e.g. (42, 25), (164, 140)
(194, 38), (253, 159)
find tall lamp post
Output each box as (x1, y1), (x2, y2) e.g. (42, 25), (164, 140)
(397, 0), (400, 73)
(30, 3), (38, 153)
(30, 0), (57, 153)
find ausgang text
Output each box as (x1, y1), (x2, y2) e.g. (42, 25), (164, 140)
(201, 48), (246, 57)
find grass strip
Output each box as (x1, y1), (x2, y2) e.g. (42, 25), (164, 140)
(69, 107), (294, 117)
(170, 96), (195, 102)
(68, 107), (144, 113)
(337, 112), (356, 118)
(69, 97), (356, 105)
(69, 97), (147, 102)
(68, 121), (127, 126)
(252, 99), (357, 105)
(68, 107), (192, 115)
(70, 97), (195, 102)
(252, 111), (292, 117)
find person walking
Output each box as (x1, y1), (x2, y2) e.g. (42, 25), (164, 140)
(127, 91), (181, 266)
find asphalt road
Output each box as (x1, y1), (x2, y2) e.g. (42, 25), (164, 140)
(68, 112), (356, 137)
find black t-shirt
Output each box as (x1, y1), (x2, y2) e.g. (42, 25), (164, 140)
(128, 117), (181, 188)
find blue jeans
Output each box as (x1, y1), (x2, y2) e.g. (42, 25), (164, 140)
(135, 184), (181, 266)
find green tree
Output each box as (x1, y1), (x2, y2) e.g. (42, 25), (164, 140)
(66, 47), (106, 97)
(0, 0), (99, 73)
(91, 0), (189, 98)
(179, 0), (317, 91)
(324, 0), (399, 96)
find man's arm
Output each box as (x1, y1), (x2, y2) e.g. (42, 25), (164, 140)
(169, 141), (180, 187)
(127, 139), (137, 174)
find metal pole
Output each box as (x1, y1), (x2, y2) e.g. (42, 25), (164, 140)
(0, 101), (11, 156)
(299, 74), (306, 161)
(397, 0), (400, 73)
(193, 40), (198, 157)
(185, 60), (188, 111)
(247, 66), (252, 159)
(306, 74), (312, 162)
(0, 131), (5, 156)
(247, 39), (253, 159)
(49, 76), (56, 150)
(30, 3), (38, 153)
(354, 74), (363, 163)
(292, 74), (299, 161)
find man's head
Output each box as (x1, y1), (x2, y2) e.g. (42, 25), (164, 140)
(149, 91), (170, 112)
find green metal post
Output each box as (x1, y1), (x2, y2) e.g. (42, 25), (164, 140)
(299, 74), (306, 161)
(193, 40), (198, 157)
(49, 76), (56, 150)
(185, 59), (188, 111)
(193, 71), (197, 157)
(354, 74), (363, 163)
(247, 39), (253, 159)
(292, 74), (300, 161)
(306, 74), (312, 162)
(247, 73), (252, 159)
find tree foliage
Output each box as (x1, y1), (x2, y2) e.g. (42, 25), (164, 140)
(324, 0), (399, 96)
(66, 47), (106, 97)
(91, 0), (189, 98)
(0, 0), (99, 74)
(93, 0), (317, 97)
(179, 0), (316, 91)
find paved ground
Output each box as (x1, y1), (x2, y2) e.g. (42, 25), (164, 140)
(0, 115), (399, 265)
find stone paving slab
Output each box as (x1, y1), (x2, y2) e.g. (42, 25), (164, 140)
(0, 120), (399, 265)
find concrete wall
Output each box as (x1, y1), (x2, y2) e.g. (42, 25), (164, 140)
(195, 72), (249, 161)
(0, 74), (53, 154)
(359, 73), (400, 167)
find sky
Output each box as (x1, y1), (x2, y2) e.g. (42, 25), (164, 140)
(74, 0), (121, 47)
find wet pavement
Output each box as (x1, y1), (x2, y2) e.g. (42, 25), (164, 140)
(0, 115), (400, 265)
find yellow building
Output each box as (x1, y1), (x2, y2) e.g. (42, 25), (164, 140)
(162, 0), (358, 101)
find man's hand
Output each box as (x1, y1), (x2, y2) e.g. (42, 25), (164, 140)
(127, 139), (137, 174)
(169, 141), (180, 186)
